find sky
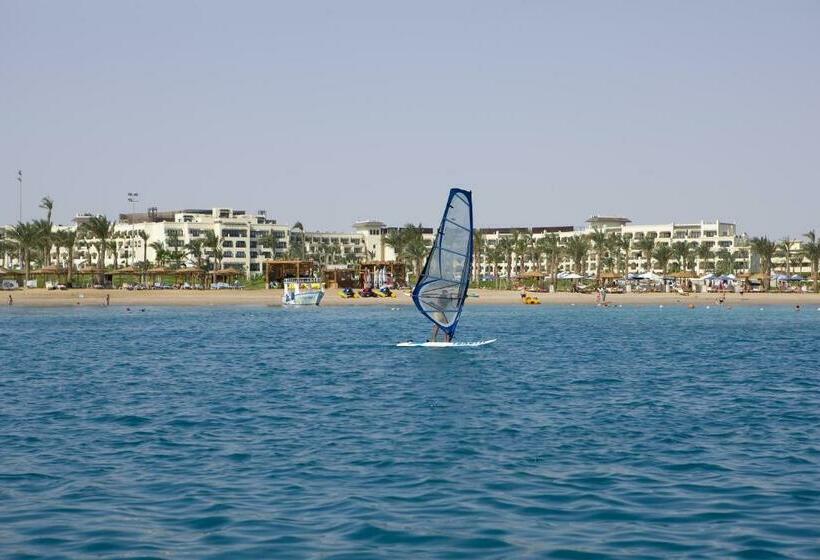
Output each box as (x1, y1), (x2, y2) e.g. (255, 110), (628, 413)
(1, 1), (818, 238)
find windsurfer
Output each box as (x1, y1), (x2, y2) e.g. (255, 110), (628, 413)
(429, 289), (454, 342)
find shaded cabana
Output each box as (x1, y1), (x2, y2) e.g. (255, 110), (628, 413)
(31, 266), (68, 288)
(324, 267), (358, 289)
(263, 260), (316, 288)
(212, 268), (242, 284)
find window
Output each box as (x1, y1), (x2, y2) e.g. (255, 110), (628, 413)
(250, 251), (258, 258)
(223, 251), (234, 258)
(276, 241), (287, 249)
(250, 241), (257, 248)
(236, 241), (246, 248)
(250, 263), (260, 271)
(236, 251), (246, 258)
(223, 241), (233, 248)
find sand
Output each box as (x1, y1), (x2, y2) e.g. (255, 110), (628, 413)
(4, 288), (820, 308)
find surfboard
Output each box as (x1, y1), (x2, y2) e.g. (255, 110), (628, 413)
(396, 339), (496, 348)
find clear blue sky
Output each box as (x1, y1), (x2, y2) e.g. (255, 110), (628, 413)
(2, 1), (818, 237)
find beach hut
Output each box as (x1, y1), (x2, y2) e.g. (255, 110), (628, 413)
(31, 265), (68, 288)
(324, 267), (358, 289)
(212, 268), (242, 286)
(263, 259), (316, 288)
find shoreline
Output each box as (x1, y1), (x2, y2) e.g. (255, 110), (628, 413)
(3, 288), (819, 308)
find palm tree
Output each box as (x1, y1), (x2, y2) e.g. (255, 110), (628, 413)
(528, 237), (544, 272)
(588, 228), (608, 286)
(636, 236), (655, 273)
(652, 244), (673, 275)
(257, 233), (277, 259)
(403, 225), (428, 280)
(696, 243), (713, 274)
(539, 234), (563, 289)
(714, 247), (731, 275)
(473, 231), (485, 283)
(290, 221), (306, 259)
(671, 241), (694, 273)
(202, 230), (223, 270)
(749, 236), (777, 290)
(107, 239), (119, 270)
(778, 237), (795, 277)
(185, 239), (204, 270)
(617, 233), (632, 275)
(79, 215), (115, 284)
(30, 218), (53, 267)
(564, 235), (590, 275)
(496, 236), (514, 288)
(137, 230), (149, 268)
(60, 229), (78, 285)
(8, 222), (40, 286)
(383, 229), (405, 264)
(514, 232), (530, 279)
(486, 245), (504, 288)
(39, 197), (55, 266)
(150, 241), (168, 266)
(0, 238), (12, 267)
(39, 196), (54, 224)
(802, 230), (820, 293)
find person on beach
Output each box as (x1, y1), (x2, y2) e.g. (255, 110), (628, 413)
(105, 294), (110, 306)
(7, 294), (12, 306)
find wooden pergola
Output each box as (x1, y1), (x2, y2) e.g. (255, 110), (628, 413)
(212, 268), (242, 284)
(263, 260), (316, 288)
(324, 268), (358, 289)
(358, 260), (406, 288)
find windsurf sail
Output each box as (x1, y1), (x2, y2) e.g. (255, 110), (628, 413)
(411, 188), (473, 338)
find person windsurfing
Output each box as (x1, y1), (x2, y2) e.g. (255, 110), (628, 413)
(428, 289), (453, 342)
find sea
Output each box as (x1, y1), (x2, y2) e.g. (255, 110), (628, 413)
(1, 303), (819, 559)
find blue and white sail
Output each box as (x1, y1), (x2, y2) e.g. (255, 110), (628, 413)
(411, 188), (473, 338)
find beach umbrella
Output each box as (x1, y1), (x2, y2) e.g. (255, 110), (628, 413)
(726, 274), (737, 280)
(562, 272), (583, 280)
(775, 274), (789, 282)
(790, 274), (804, 281)
(701, 273), (716, 280)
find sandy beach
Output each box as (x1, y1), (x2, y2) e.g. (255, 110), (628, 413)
(4, 288), (820, 308)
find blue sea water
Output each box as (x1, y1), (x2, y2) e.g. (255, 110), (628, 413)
(1, 303), (819, 559)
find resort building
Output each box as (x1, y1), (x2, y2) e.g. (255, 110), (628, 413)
(474, 216), (753, 278)
(3, 207), (812, 282)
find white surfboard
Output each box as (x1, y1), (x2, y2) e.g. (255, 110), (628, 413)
(396, 339), (496, 348)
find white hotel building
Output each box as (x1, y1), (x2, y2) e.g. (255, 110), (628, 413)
(1, 208), (765, 278)
(475, 216), (751, 277)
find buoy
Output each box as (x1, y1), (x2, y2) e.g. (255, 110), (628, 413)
(659, 305), (663, 308)
(706, 305), (710, 309)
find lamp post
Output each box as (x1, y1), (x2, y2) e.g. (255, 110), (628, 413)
(126, 193), (140, 265)
(17, 170), (22, 222)
(127, 192), (140, 222)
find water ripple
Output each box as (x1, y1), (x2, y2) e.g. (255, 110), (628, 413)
(0, 304), (818, 558)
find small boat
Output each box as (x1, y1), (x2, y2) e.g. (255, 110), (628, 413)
(282, 277), (324, 306)
(399, 187), (494, 347)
